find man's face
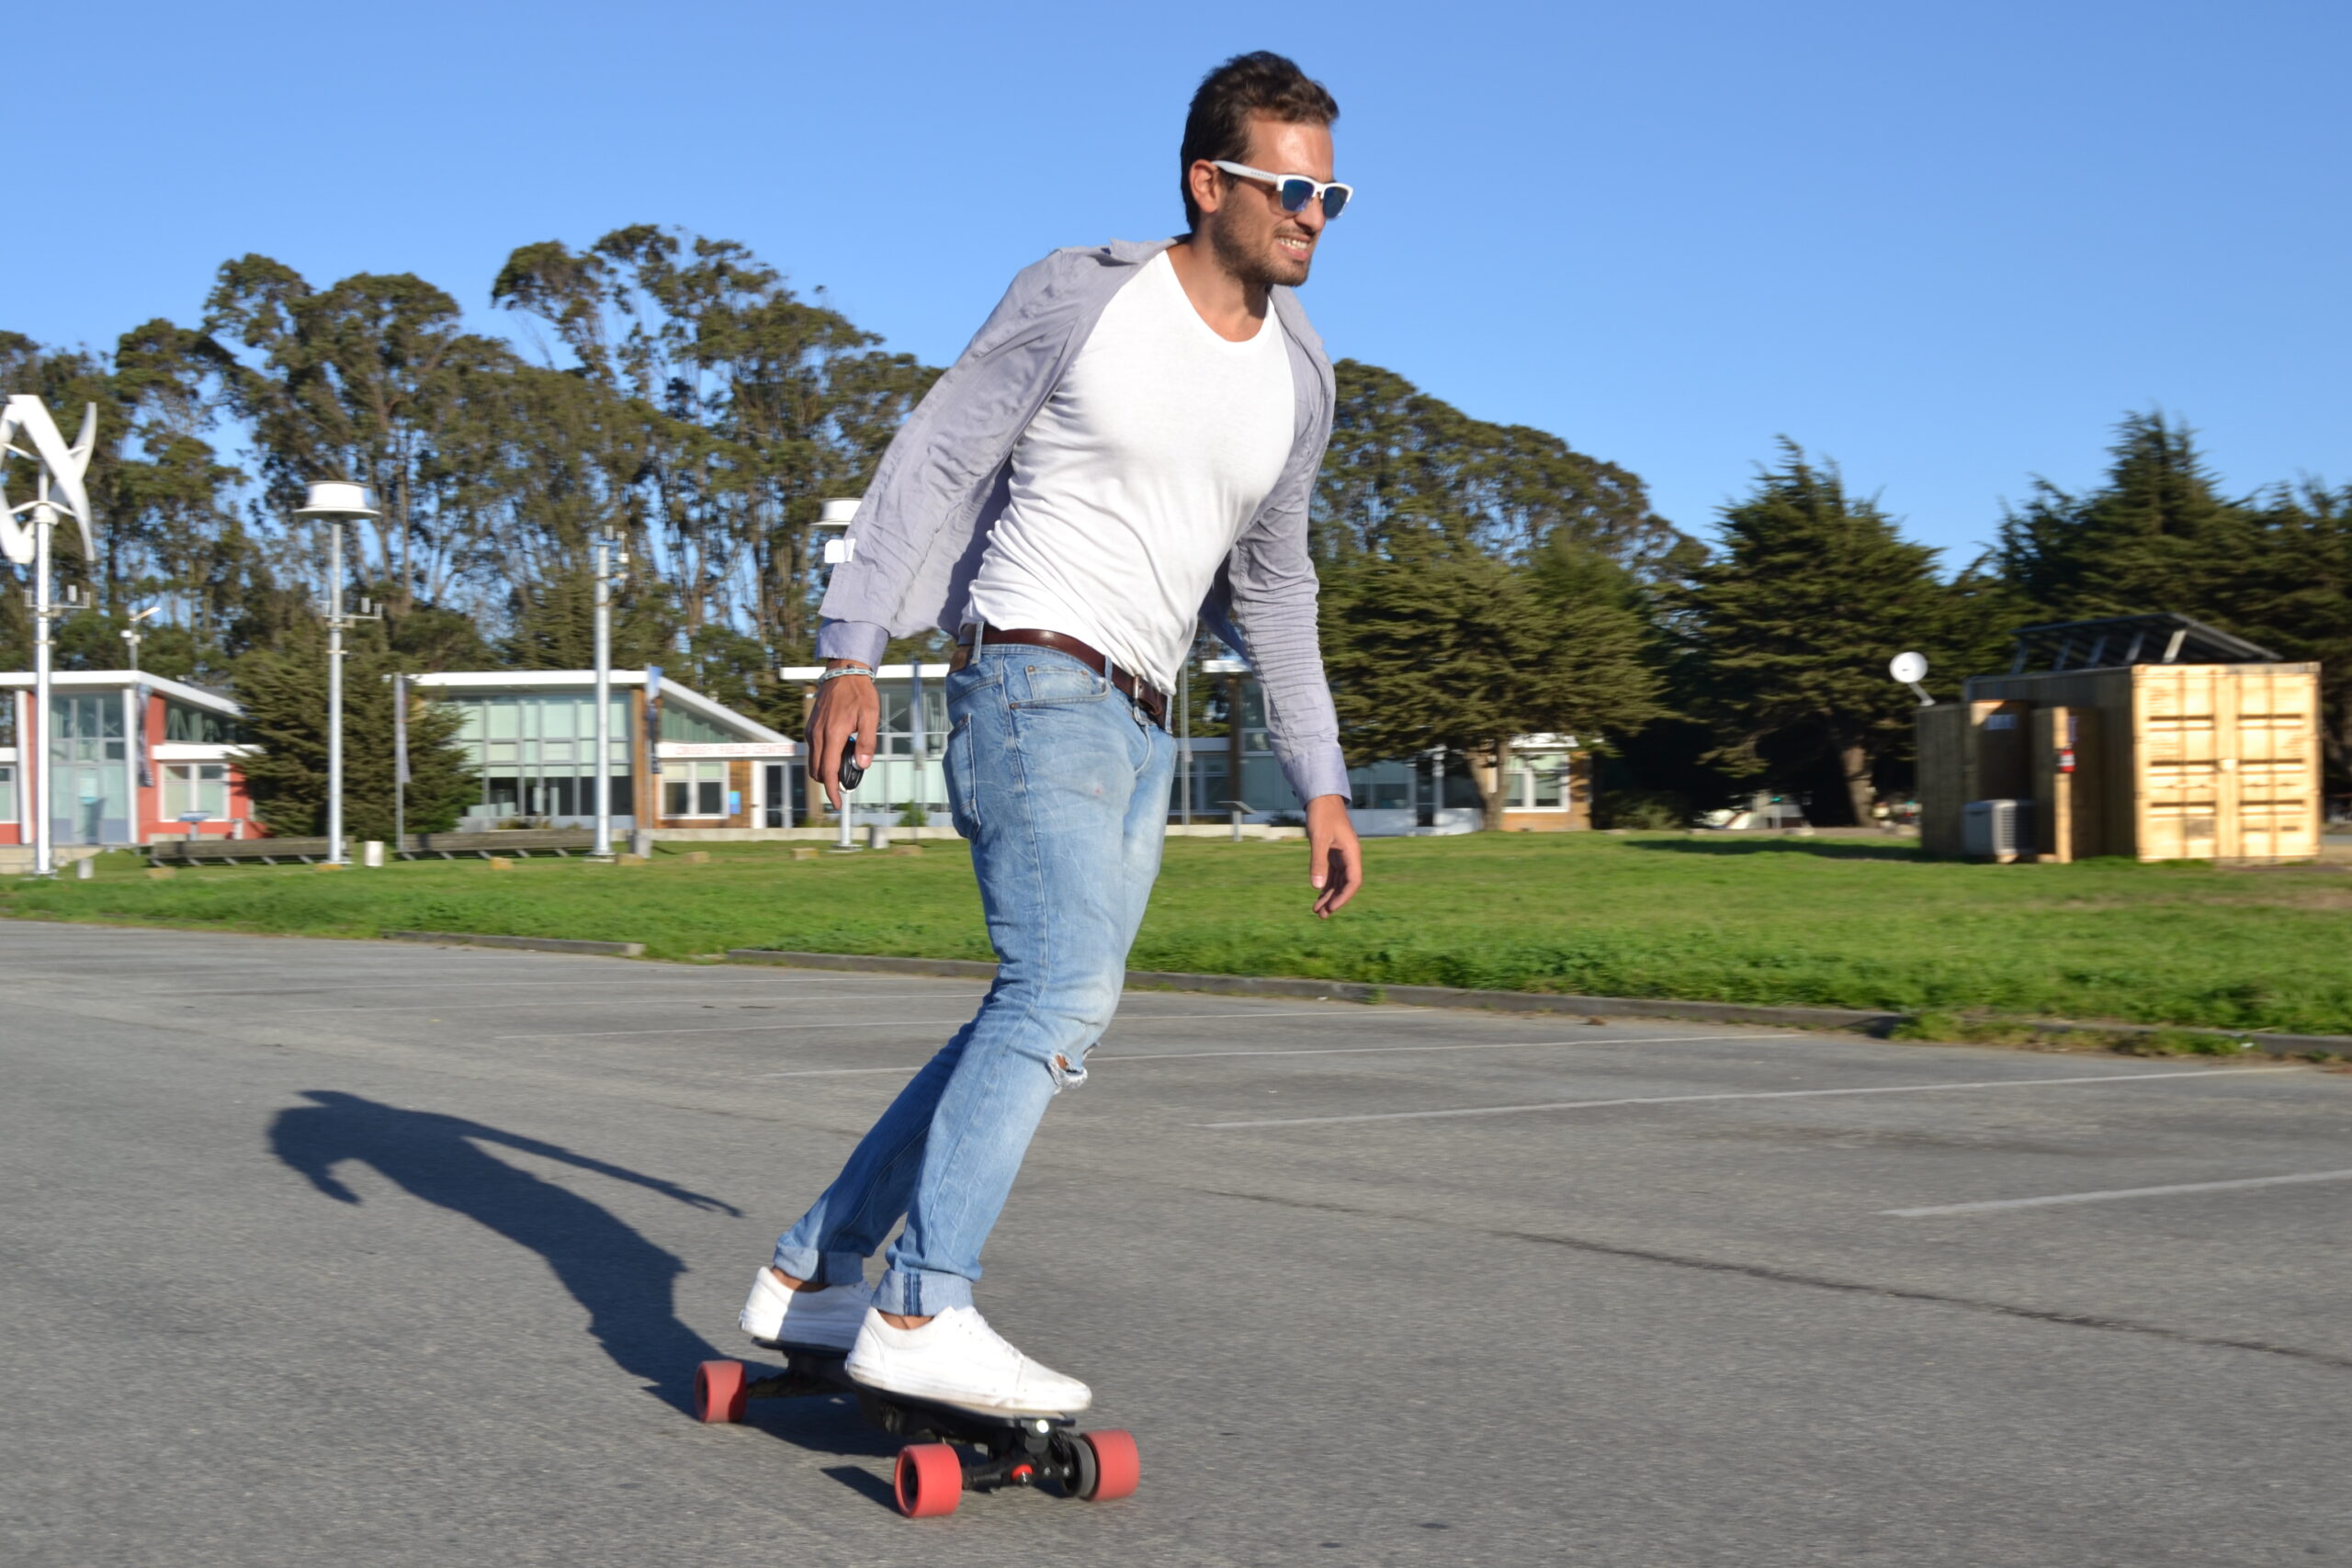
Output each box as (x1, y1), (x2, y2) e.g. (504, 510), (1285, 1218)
(1196, 115), (1336, 289)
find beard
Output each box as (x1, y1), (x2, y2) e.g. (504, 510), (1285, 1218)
(1209, 216), (1312, 289)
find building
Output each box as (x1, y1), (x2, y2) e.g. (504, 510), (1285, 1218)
(1917, 613), (2324, 863)
(0, 671), (257, 848)
(780, 660), (1592, 834)
(413, 671), (797, 834)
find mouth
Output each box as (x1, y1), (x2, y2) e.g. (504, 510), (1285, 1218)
(1275, 231), (1314, 259)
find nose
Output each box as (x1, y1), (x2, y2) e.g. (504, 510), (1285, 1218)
(1290, 192), (1328, 237)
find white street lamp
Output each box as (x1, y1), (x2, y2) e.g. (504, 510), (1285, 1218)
(295, 482), (381, 865)
(121, 604), (158, 674)
(592, 529), (628, 859)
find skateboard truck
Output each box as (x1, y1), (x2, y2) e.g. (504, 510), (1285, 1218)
(695, 1347), (1139, 1518)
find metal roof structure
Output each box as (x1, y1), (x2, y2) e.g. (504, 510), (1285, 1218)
(2005, 613), (2279, 674)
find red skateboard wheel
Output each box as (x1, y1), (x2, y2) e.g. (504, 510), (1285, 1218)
(1076, 1429), (1138, 1501)
(894, 1442), (964, 1517)
(695, 1359), (748, 1424)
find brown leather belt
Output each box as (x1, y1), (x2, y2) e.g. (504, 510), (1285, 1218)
(952, 625), (1170, 729)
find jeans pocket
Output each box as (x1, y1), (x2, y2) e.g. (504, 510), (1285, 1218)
(945, 714), (980, 839)
(1005, 659), (1112, 708)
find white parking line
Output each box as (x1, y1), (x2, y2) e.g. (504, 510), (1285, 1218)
(283, 989), (985, 1015)
(166, 976), (913, 999)
(1881, 1168), (2352, 1216)
(498, 1015), (984, 1041)
(1198, 1066), (2294, 1129)
(752, 1032), (1765, 1077)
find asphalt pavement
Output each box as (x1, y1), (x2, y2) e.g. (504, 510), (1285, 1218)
(5, 918), (2349, 1567)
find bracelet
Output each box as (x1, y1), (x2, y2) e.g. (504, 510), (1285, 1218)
(816, 663), (875, 686)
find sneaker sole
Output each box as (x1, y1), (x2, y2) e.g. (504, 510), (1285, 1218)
(843, 1359), (1089, 1417)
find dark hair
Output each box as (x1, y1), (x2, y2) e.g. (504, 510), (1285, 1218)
(1179, 52), (1340, 228)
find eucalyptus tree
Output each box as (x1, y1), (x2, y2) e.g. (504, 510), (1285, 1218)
(492, 225), (935, 660)
(1313, 359), (1686, 575)
(203, 257), (519, 616)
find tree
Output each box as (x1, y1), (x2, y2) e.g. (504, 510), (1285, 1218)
(492, 225), (938, 663)
(1681, 444), (1955, 825)
(1315, 359), (1689, 578)
(1998, 412), (2258, 618)
(204, 258), (521, 616)
(2239, 482), (2352, 792)
(233, 624), (475, 840)
(1322, 525), (1666, 829)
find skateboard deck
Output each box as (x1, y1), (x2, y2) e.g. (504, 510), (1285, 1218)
(695, 1345), (1139, 1517)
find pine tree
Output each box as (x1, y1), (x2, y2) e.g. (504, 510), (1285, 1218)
(232, 624), (475, 840)
(1684, 444), (1952, 825)
(1322, 526), (1665, 829)
(1998, 412), (2256, 617)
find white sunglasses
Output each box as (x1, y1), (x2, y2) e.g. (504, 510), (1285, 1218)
(1210, 161), (1354, 220)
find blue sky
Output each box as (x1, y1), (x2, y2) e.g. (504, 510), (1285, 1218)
(7, 0), (2345, 564)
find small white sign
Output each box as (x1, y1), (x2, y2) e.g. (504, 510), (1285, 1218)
(657, 741), (795, 759)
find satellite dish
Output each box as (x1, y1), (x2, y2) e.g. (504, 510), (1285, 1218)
(1889, 651), (1928, 684)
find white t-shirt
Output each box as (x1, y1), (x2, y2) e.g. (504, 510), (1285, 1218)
(966, 249), (1295, 693)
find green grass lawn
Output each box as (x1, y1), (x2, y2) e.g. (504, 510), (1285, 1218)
(6, 834), (2350, 1035)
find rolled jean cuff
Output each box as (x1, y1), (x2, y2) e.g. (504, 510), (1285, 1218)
(875, 1266), (975, 1317)
(772, 1243), (868, 1289)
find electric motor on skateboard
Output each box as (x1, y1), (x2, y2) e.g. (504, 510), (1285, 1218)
(695, 1348), (1138, 1518)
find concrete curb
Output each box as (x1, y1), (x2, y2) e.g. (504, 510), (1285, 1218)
(721, 947), (2351, 1058)
(383, 930), (646, 959)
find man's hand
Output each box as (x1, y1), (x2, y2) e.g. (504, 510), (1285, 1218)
(805, 661), (878, 811)
(1305, 795), (1363, 919)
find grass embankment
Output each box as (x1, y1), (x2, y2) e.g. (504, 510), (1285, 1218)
(6, 835), (2350, 1036)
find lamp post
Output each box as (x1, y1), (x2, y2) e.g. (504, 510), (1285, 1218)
(813, 497), (861, 849)
(591, 529), (628, 859)
(2, 396), (99, 879)
(121, 604), (156, 674)
(294, 482), (381, 865)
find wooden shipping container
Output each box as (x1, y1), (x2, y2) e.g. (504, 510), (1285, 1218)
(1919, 661), (2321, 863)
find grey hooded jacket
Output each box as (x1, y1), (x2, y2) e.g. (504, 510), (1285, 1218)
(815, 237), (1349, 806)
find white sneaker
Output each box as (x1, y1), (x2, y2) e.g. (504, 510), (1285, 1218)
(739, 1268), (875, 1351)
(845, 1305), (1092, 1415)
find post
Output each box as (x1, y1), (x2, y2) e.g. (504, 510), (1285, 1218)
(592, 532), (613, 859)
(30, 490), (53, 876)
(326, 517), (346, 865)
(392, 671), (408, 852)
(1179, 657), (1192, 827)
(908, 659), (928, 826)
(294, 482), (379, 864)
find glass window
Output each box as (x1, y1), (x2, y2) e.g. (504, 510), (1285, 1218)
(663, 760), (728, 818)
(163, 699), (238, 744)
(0, 763), (13, 819)
(660, 705), (735, 744)
(487, 697), (521, 739)
(163, 763), (228, 819)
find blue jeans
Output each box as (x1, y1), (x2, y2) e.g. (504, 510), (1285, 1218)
(773, 644), (1177, 1315)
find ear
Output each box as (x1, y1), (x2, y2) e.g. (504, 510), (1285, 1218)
(1187, 159), (1227, 219)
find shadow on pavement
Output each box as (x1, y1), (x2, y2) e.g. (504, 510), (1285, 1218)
(1626, 837), (1921, 863)
(267, 1089), (742, 1414)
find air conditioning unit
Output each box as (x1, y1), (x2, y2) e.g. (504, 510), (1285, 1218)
(1962, 798), (2032, 861)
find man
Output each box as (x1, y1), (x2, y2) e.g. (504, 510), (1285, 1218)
(740, 51), (1362, 1415)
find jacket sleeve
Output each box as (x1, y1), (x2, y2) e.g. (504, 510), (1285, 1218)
(815, 253), (1091, 665)
(1219, 422), (1351, 806)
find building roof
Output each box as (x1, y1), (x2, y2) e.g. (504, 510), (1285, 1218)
(0, 670), (243, 716)
(2005, 614), (2280, 673)
(408, 669), (791, 746)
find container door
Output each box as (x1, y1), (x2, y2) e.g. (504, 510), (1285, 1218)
(2137, 667), (2222, 860)
(2228, 668), (2319, 861)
